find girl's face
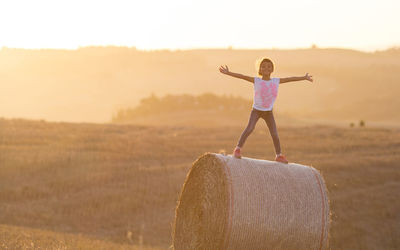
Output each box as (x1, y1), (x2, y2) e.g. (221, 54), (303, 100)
(259, 61), (273, 75)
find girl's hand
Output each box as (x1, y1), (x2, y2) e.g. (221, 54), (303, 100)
(219, 65), (230, 74)
(305, 73), (314, 82)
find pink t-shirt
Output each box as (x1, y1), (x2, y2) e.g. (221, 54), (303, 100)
(253, 77), (280, 111)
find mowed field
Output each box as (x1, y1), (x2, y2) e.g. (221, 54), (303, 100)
(0, 118), (399, 249)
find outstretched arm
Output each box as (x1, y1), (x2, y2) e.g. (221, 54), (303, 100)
(280, 73), (314, 84)
(219, 65), (254, 83)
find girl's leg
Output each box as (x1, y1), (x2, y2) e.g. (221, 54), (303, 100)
(261, 111), (282, 155)
(237, 109), (260, 148)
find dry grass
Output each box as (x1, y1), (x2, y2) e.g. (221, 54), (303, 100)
(0, 224), (161, 250)
(0, 117), (399, 249)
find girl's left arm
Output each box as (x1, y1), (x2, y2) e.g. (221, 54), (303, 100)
(280, 73), (313, 84)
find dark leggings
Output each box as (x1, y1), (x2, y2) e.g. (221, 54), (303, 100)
(237, 109), (281, 155)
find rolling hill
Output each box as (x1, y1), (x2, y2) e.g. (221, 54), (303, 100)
(1, 46), (399, 125)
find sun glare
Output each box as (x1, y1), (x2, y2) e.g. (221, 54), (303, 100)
(0, 0), (399, 51)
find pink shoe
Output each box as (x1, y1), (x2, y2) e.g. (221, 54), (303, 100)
(233, 147), (242, 159)
(275, 154), (288, 164)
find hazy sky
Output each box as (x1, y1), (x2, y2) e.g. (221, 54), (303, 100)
(1, 0), (399, 51)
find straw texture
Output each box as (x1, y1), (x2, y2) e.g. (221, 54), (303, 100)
(173, 153), (330, 250)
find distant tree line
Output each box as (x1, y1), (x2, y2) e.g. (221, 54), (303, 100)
(112, 93), (252, 122)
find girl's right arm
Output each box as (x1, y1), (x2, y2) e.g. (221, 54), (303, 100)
(219, 65), (254, 83)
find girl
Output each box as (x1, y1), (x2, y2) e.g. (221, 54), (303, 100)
(219, 58), (313, 163)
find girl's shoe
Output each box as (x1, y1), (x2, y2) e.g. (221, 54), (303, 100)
(275, 154), (288, 164)
(233, 147), (242, 159)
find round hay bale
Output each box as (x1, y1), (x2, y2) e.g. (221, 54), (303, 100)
(173, 153), (330, 250)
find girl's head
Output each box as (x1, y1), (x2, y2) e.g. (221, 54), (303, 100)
(256, 57), (274, 76)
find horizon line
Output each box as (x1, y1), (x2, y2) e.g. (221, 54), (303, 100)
(1, 44), (400, 53)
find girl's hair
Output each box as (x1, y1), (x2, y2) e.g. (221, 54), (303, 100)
(256, 57), (274, 75)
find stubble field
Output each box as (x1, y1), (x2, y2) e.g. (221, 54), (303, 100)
(0, 118), (399, 249)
